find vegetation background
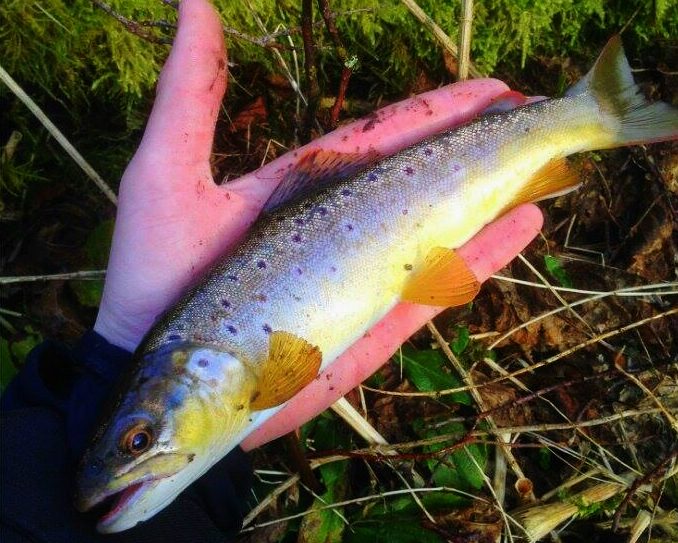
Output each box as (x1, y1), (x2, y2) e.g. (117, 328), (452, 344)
(1, 1), (677, 542)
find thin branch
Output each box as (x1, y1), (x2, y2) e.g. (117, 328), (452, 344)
(400, 0), (483, 78)
(612, 449), (678, 532)
(317, 0), (353, 128)
(427, 321), (535, 505)
(0, 67), (117, 205)
(301, 0), (321, 140)
(458, 0), (474, 80)
(91, 0), (173, 45)
(0, 270), (106, 285)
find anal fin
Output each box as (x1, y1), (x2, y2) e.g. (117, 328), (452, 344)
(250, 331), (322, 411)
(503, 158), (580, 214)
(401, 247), (480, 307)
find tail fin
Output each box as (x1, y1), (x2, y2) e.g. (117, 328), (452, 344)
(566, 36), (678, 146)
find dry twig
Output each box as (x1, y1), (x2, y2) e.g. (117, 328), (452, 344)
(0, 67), (117, 205)
(400, 0), (482, 78)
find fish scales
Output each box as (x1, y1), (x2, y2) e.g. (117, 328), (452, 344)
(76, 37), (678, 533)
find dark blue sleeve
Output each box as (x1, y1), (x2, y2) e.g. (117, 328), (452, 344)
(1, 331), (252, 543)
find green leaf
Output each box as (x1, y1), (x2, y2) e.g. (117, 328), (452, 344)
(419, 422), (487, 492)
(451, 326), (470, 355)
(537, 447), (552, 470)
(84, 219), (115, 267)
(298, 460), (348, 543)
(10, 326), (42, 364)
(364, 491), (468, 518)
(71, 279), (105, 308)
(1, 337), (17, 393)
(398, 345), (470, 405)
(544, 255), (573, 288)
(345, 519), (445, 543)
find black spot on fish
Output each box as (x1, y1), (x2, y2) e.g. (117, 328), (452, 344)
(341, 189), (351, 196)
(330, 266), (337, 272)
(227, 325), (237, 335)
(235, 404), (244, 411)
(221, 299), (231, 309)
(368, 173), (377, 181)
(303, 203), (312, 209)
(276, 215), (285, 222)
(253, 294), (267, 302)
(405, 167), (414, 175)
(257, 260), (267, 269)
(318, 206), (328, 216)
(424, 148), (433, 156)
(292, 234), (302, 243)
(404, 263), (413, 271)
(167, 334), (181, 341)
(294, 218), (304, 226)
(296, 267), (303, 275)
(402, 209), (408, 215)
(198, 358), (209, 368)
(524, 127), (530, 133)
(227, 275), (238, 282)
(345, 224), (354, 231)
(262, 324), (272, 334)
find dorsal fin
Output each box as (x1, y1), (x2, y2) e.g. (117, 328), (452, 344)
(250, 331), (322, 411)
(262, 148), (380, 213)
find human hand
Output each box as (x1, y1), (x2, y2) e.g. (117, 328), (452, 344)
(95, 0), (542, 447)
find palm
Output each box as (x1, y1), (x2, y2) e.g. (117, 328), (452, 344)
(95, 0), (542, 448)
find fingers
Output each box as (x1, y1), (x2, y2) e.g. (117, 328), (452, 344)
(134, 0), (227, 172)
(226, 79), (510, 206)
(240, 204), (543, 450)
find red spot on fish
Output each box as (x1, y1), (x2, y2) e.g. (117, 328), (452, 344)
(405, 167), (414, 175)
(341, 135), (348, 142)
(329, 386), (334, 391)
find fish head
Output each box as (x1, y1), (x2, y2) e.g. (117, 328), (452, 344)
(75, 343), (257, 533)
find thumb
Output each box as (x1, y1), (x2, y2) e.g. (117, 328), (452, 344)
(134, 0), (226, 173)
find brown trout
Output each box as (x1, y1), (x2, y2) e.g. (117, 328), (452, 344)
(76, 37), (678, 532)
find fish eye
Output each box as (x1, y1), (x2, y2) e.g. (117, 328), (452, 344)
(121, 425), (153, 455)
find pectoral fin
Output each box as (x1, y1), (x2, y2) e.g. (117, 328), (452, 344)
(401, 247), (480, 307)
(250, 331), (322, 410)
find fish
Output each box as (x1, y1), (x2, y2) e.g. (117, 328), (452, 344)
(76, 36), (678, 533)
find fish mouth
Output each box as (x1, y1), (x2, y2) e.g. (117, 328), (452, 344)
(77, 478), (158, 533)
